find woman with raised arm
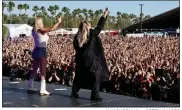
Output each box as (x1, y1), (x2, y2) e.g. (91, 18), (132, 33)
(27, 16), (62, 96)
(71, 8), (109, 101)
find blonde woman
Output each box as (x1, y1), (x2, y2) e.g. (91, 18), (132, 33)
(71, 8), (109, 101)
(27, 16), (62, 96)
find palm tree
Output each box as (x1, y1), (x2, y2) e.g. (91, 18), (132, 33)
(51, 11), (56, 24)
(62, 7), (70, 28)
(41, 6), (45, 12)
(32, 6), (40, 17)
(121, 13), (129, 28)
(88, 9), (94, 24)
(54, 5), (59, 15)
(78, 14), (83, 21)
(99, 9), (103, 17)
(40, 6), (45, 16)
(57, 12), (62, 18)
(94, 10), (100, 26)
(95, 10), (100, 19)
(40, 6), (48, 17)
(3, 2), (7, 23)
(66, 10), (70, 28)
(48, 6), (54, 26)
(129, 14), (137, 24)
(133, 17), (140, 24)
(23, 4), (29, 15)
(88, 9), (94, 19)
(110, 16), (117, 29)
(3, 2), (7, 14)
(117, 11), (121, 17)
(121, 13), (129, 19)
(7, 1), (15, 24)
(18, 4), (23, 15)
(82, 8), (88, 20)
(51, 5), (59, 24)
(72, 9), (77, 27)
(76, 8), (82, 25)
(38, 12), (43, 17)
(116, 11), (121, 29)
(23, 4), (29, 23)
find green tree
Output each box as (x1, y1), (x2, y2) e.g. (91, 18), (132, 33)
(32, 6), (40, 17)
(12, 16), (24, 24)
(57, 12), (62, 18)
(7, 1), (15, 24)
(3, 2), (7, 23)
(82, 8), (88, 20)
(3, 2), (7, 14)
(3, 25), (9, 40)
(99, 9), (103, 17)
(48, 6), (54, 26)
(54, 5), (60, 15)
(88, 9), (94, 20)
(3, 14), (8, 24)
(40, 6), (46, 17)
(116, 11), (121, 29)
(75, 8), (82, 26)
(18, 4), (23, 15)
(27, 17), (35, 26)
(95, 10), (100, 19)
(72, 9), (78, 27)
(23, 4), (29, 15)
(88, 9), (94, 25)
(52, 5), (60, 24)
(62, 7), (70, 28)
(133, 17), (140, 24)
(129, 14), (137, 24)
(23, 4), (29, 23)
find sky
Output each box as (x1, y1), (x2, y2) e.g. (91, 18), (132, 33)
(3, 0), (179, 17)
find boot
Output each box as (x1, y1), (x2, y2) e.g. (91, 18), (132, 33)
(71, 83), (79, 98)
(90, 81), (102, 101)
(27, 78), (38, 94)
(40, 80), (51, 96)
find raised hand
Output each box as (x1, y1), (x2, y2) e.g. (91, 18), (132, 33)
(104, 8), (109, 17)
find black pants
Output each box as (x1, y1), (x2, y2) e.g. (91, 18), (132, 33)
(72, 72), (100, 98)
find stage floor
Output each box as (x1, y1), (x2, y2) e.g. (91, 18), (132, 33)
(2, 77), (180, 107)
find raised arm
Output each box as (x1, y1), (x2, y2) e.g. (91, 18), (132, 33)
(94, 8), (109, 35)
(38, 16), (62, 34)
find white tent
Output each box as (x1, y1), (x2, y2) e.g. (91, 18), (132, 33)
(3, 24), (33, 38)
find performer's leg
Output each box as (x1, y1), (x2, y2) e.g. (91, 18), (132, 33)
(71, 77), (80, 98)
(91, 71), (102, 101)
(91, 80), (101, 99)
(27, 59), (39, 92)
(39, 57), (51, 95)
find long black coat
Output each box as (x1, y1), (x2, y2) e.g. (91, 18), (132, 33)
(73, 16), (109, 89)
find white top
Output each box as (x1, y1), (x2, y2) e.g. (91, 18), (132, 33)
(32, 29), (49, 47)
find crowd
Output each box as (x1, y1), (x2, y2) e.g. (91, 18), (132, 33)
(3, 35), (180, 103)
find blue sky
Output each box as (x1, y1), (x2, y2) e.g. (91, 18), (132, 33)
(3, 1), (179, 17)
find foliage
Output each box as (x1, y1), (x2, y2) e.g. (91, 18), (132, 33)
(3, 25), (9, 39)
(3, 1), (152, 29)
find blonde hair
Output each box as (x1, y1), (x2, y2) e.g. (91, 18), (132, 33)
(77, 21), (90, 48)
(35, 17), (44, 32)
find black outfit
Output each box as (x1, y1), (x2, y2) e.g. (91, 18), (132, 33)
(72, 16), (109, 100)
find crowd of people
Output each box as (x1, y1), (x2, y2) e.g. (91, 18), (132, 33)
(3, 35), (180, 103)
